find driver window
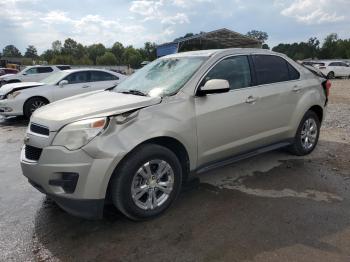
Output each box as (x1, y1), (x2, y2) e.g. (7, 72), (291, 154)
(25, 68), (38, 75)
(203, 56), (252, 90)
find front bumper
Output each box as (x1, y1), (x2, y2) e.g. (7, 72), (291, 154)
(21, 145), (118, 219)
(0, 98), (23, 116)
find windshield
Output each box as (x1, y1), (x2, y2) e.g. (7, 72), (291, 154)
(41, 71), (69, 85)
(114, 56), (207, 97)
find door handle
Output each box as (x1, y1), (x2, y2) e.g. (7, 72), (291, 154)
(82, 85), (90, 88)
(292, 86), (301, 92)
(245, 95), (257, 104)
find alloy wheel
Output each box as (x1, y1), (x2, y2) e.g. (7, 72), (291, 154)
(301, 118), (318, 150)
(30, 100), (46, 113)
(131, 159), (174, 210)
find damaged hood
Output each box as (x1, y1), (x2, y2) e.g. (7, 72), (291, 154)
(0, 82), (44, 95)
(31, 90), (162, 131)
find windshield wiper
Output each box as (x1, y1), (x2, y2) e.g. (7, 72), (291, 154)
(120, 89), (148, 96)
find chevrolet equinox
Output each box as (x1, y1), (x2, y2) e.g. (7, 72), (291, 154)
(21, 49), (330, 220)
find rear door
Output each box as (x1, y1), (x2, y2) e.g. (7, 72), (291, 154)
(89, 71), (120, 91)
(250, 54), (302, 139)
(53, 71), (90, 101)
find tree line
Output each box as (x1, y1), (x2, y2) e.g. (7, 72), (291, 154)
(1, 31), (350, 67)
(272, 33), (350, 60)
(0, 39), (157, 68)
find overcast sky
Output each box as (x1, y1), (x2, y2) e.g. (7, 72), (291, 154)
(0, 0), (349, 53)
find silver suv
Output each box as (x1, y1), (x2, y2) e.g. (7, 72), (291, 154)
(21, 49), (330, 220)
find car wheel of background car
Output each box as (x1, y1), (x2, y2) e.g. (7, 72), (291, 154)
(288, 110), (320, 156)
(327, 71), (335, 79)
(110, 144), (183, 221)
(23, 97), (49, 118)
(7, 79), (21, 84)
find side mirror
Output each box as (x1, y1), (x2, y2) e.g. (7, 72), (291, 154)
(58, 80), (68, 87)
(199, 79), (230, 96)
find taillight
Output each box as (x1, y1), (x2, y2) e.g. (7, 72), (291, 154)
(322, 79), (331, 98)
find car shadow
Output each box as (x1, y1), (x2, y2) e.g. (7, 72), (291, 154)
(32, 140), (350, 261)
(0, 116), (29, 128)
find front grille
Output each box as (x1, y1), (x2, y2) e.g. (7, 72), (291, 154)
(30, 123), (49, 136)
(25, 145), (42, 161)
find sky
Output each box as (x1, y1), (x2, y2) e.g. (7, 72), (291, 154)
(0, 0), (349, 54)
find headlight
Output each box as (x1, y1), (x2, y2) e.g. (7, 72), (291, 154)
(52, 117), (108, 150)
(7, 91), (21, 99)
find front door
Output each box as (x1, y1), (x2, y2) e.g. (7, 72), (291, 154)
(54, 71), (91, 101)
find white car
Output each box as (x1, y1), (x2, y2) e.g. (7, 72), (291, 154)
(0, 65), (71, 86)
(0, 69), (126, 118)
(315, 61), (350, 79)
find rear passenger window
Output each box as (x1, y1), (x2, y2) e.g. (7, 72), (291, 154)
(37, 67), (53, 73)
(252, 55), (290, 85)
(204, 55), (251, 90)
(90, 71), (119, 82)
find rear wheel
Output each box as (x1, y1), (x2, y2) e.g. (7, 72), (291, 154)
(327, 71), (335, 79)
(110, 144), (182, 221)
(23, 97), (48, 118)
(289, 110), (320, 156)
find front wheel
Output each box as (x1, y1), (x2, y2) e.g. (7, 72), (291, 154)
(110, 144), (183, 221)
(23, 97), (48, 118)
(289, 110), (320, 156)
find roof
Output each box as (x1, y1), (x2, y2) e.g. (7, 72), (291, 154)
(158, 28), (261, 48)
(162, 48), (275, 59)
(156, 28), (262, 57)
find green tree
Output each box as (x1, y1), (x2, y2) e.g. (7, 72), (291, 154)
(320, 33), (338, 59)
(2, 45), (22, 57)
(52, 40), (62, 53)
(87, 43), (106, 65)
(24, 45), (38, 58)
(262, 44), (270, 50)
(142, 42), (157, 61)
(96, 52), (117, 65)
(41, 49), (55, 62)
(111, 42), (125, 64)
(246, 30), (269, 43)
(122, 46), (142, 68)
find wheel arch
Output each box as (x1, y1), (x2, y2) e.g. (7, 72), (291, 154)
(23, 96), (50, 117)
(308, 105), (323, 123)
(105, 136), (191, 202)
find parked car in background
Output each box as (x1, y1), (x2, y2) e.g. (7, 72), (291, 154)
(313, 61), (350, 79)
(0, 65), (71, 86)
(0, 69), (125, 118)
(20, 49), (329, 220)
(301, 61), (321, 67)
(0, 68), (19, 76)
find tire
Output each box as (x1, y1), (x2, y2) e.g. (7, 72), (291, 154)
(110, 144), (183, 221)
(23, 97), (48, 118)
(8, 79), (21, 84)
(288, 110), (320, 156)
(327, 72), (335, 79)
